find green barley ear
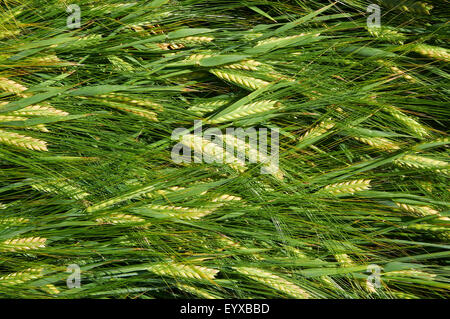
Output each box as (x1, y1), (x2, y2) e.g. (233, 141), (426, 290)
(318, 179), (371, 196)
(0, 129), (48, 151)
(209, 69), (270, 90)
(0, 237), (47, 252)
(147, 262), (219, 280)
(233, 267), (310, 299)
(209, 100), (282, 123)
(413, 44), (450, 62)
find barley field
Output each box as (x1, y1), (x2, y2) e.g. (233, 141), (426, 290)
(0, 0), (449, 299)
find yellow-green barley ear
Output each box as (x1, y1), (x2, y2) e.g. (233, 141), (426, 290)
(107, 56), (134, 72)
(222, 60), (261, 71)
(98, 94), (163, 111)
(188, 99), (230, 115)
(96, 213), (146, 225)
(383, 105), (429, 137)
(0, 237), (47, 252)
(233, 267), (310, 299)
(0, 217), (29, 226)
(353, 136), (400, 152)
(209, 69), (270, 91)
(394, 202), (448, 221)
(0, 268), (44, 286)
(5, 103), (69, 116)
(147, 262), (219, 280)
(97, 99), (158, 121)
(367, 26), (406, 44)
(0, 77), (31, 97)
(298, 119), (335, 142)
(209, 100), (282, 123)
(32, 178), (90, 200)
(413, 44), (450, 62)
(254, 33), (320, 47)
(380, 1), (433, 15)
(317, 179), (371, 196)
(144, 204), (216, 220)
(176, 284), (219, 299)
(0, 129), (48, 151)
(179, 133), (246, 172)
(394, 155), (449, 175)
(407, 223), (449, 240)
